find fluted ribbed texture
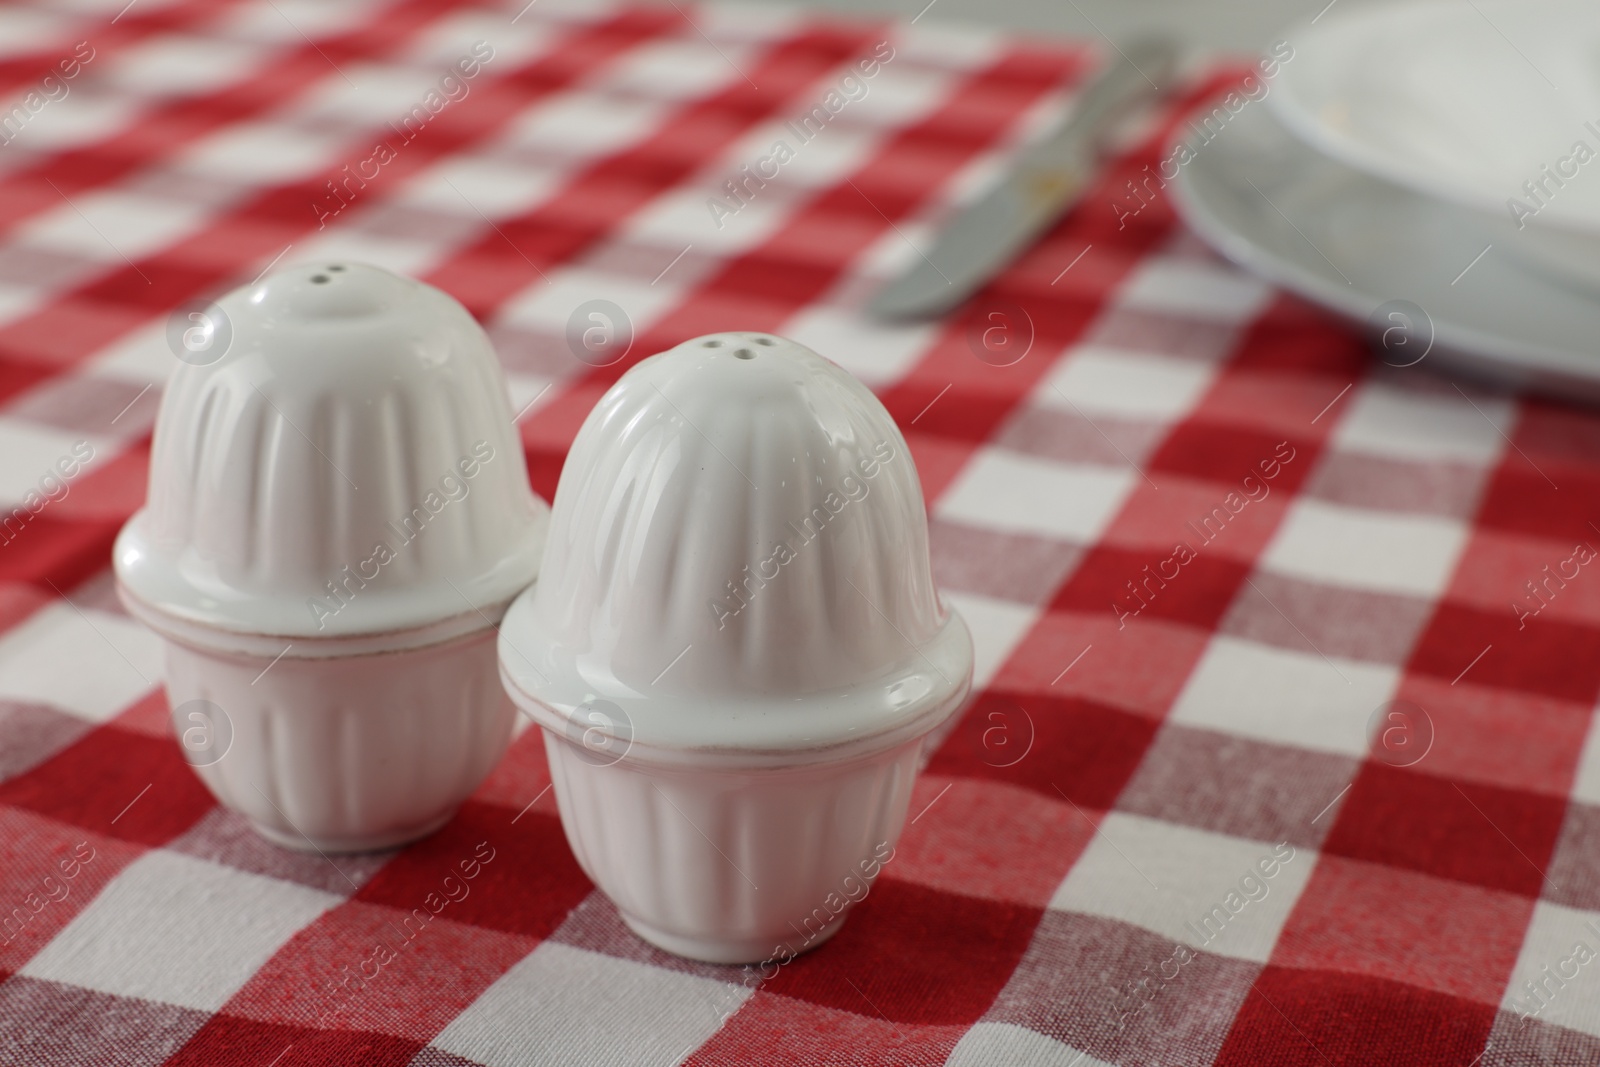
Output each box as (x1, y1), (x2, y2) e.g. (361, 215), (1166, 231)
(124, 262), (546, 639)
(532, 332), (944, 699)
(164, 629), (514, 852)
(544, 726), (919, 962)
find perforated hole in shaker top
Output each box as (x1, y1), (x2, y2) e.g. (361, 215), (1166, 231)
(754, 337), (775, 346)
(734, 348), (755, 359)
(703, 339), (724, 348)
(311, 275), (330, 284)
(327, 265), (345, 272)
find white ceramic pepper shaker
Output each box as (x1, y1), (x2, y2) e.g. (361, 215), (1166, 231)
(497, 331), (973, 963)
(115, 262), (548, 852)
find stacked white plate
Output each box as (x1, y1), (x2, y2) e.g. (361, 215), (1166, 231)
(1169, 0), (1600, 398)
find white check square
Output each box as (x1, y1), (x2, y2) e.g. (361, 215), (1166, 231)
(1332, 380), (1513, 464)
(783, 305), (936, 388)
(895, 23), (1004, 70)
(505, 374), (560, 425)
(0, 282), (39, 323)
(85, 321), (178, 385)
(503, 92), (673, 163)
(22, 851), (338, 1011)
(1050, 813), (1313, 963)
(1117, 257), (1271, 324)
(214, 0), (378, 45)
(850, 64), (965, 129)
(432, 941), (750, 1067)
(3, 95), (139, 153)
(400, 14), (554, 73)
(102, 35), (268, 98)
(599, 37), (751, 101)
(942, 590), (1040, 691)
(0, 600), (162, 723)
(174, 121), (349, 186)
(778, 124), (882, 191)
(302, 62), (463, 126)
(1039, 346), (1215, 422)
(495, 265), (683, 341)
(0, 7), (69, 57)
(947, 1022), (1108, 1067)
(1261, 498), (1469, 598)
(696, 4), (804, 42)
(397, 155), (565, 219)
(1168, 635), (1397, 758)
(1501, 900), (1600, 1039)
(937, 448), (1136, 545)
(292, 229), (451, 281)
(20, 191), (210, 264)
(627, 181), (791, 257)
(1571, 709), (1600, 807)
(0, 420), (105, 506)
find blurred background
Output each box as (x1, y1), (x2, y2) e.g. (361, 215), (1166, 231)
(641, 0), (1376, 51)
(3, 1), (1600, 1065)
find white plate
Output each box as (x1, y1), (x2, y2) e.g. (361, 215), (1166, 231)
(1269, 0), (1600, 234)
(1168, 99), (1600, 401)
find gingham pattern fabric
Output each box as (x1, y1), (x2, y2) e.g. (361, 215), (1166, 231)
(0, 0), (1595, 1064)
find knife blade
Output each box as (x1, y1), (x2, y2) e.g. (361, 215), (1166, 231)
(868, 37), (1181, 320)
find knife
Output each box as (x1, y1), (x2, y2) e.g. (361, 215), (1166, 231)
(868, 37), (1181, 320)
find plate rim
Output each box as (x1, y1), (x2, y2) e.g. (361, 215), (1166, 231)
(1166, 96), (1600, 396)
(1266, 0), (1600, 238)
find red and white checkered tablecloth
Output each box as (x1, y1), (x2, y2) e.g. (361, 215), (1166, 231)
(0, 0), (1597, 1063)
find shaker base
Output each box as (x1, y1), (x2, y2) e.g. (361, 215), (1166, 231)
(249, 808), (457, 854)
(155, 621), (514, 859)
(621, 912), (847, 965)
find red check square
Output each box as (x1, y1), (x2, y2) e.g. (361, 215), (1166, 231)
(353, 800), (589, 941)
(1474, 462), (1600, 543)
(1147, 421), (1314, 498)
(890, 774), (1096, 908)
(995, 607), (1210, 718)
(1217, 963), (1494, 1067)
(1096, 469), (1290, 560)
(1322, 765), (1564, 899)
(1195, 368), (1351, 442)
(164, 1013), (420, 1067)
(685, 991), (965, 1067)
(761, 879), (1042, 1025)
(226, 900), (538, 1040)
(927, 689), (1159, 810)
(0, 810), (137, 972)
(1394, 675), (1592, 798)
(1407, 602), (1600, 705)
(1446, 526), (1600, 627)
(1052, 542), (1252, 631)
(0, 724), (215, 847)
(1272, 854), (1531, 1005)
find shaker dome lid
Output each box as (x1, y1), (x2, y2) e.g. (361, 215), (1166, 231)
(115, 262), (548, 647)
(497, 332), (972, 759)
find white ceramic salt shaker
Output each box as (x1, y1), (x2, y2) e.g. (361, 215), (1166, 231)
(115, 262), (548, 852)
(497, 332), (973, 963)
